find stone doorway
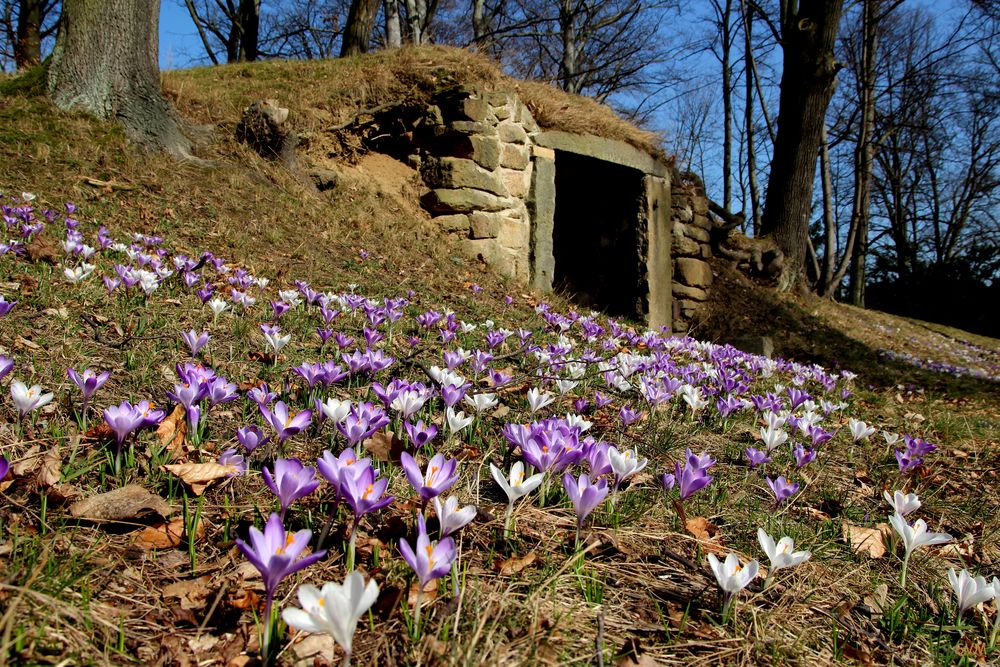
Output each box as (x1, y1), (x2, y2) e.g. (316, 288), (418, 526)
(551, 150), (645, 317)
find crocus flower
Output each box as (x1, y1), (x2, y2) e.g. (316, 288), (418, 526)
(848, 418), (876, 442)
(207, 297), (229, 319)
(400, 452), (459, 506)
(744, 447), (770, 468)
(339, 461), (393, 521)
(674, 460), (712, 501)
(792, 444), (816, 468)
(0, 356), (12, 382)
(433, 495), (477, 538)
(0, 295), (16, 316)
(403, 420), (438, 450)
(708, 553), (759, 618)
(236, 513), (326, 662)
(66, 367), (110, 415)
(757, 528), (811, 586)
(10, 380), (53, 420)
(464, 393), (498, 414)
(526, 388), (555, 413)
(282, 572), (379, 667)
(883, 490), (921, 516)
(759, 427), (788, 452)
(399, 512), (456, 628)
(563, 472), (609, 545)
(319, 397), (351, 424)
(260, 400), (312, 444)
(181, 330), (210, 357)
(263, 458), (321, 518)
(261, 324), (290, 355)
(218, 448), (247, 477)
(445, 407), (474, 434)
(608, 446), (647, 489)
(237, 425), (270, 452)
(889, 512), (952, 587)
(766, 476), (799, 507)
(316, 448), (369, 499)
(947, 568), (995, 617)
(0, 454), (9, 480)
(491, 461), (545, 536)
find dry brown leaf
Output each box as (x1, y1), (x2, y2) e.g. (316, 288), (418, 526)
(156, 404), (188, 457)
(70, 484), (172, 521)
(163, 575), (213, 610)
(15, 336), (41, 351)
(362, 430), (405, 462)
(407, 579), (438, 607)
(497, 551), (537, 575)
(11, 445), (41, 476)
(685, 516), (721, 541)
(134, 517), (204, 550)
(37, 448), (62, 487)
(843, 522), (889, 559)
(163, 462), (236, 496)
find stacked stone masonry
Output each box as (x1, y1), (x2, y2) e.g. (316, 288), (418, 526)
(398, 85), (712, 332)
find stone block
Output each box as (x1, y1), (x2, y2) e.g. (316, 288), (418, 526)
(691, 213), (712, 231)
(421, 157), (508, 197)
(671, 283), (708, 301)
(422, 188), (510, 214)
(516, 101), (539, 132)
(497, 215), (528, 250)
(434, 214), (470, 233)
(700, 243), (713, 259)
(675, 257), (713, 288)
(449, 120), (496, 136)
(499, 168), (529, 198)
(469, 211), (501, 239)
(726, 336), (774, 358)
(500, 143), (530, 169)
(469, 135), (501, 171)
(485, 91), (512, 106)
(497, 122), (528, 144)
(693, 195), (709, 215)
(462, 96), (492, 123)
(681, 223), (710, 243)
(673, 233), (701, 257)
(493, 104), (511, 121)
(532, 145), (555, 160)
(673, 205), (693, 223)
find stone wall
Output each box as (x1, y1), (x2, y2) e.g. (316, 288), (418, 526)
(669, 174), (714, 331)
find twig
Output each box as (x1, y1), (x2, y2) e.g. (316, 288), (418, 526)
(595, 611), (605, 667)
(329, 101), (404, 132)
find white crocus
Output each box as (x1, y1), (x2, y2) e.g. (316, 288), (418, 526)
(883, 490), (921, 517)
(759, 426), (789, 452)
(681, 385), (709, 414)
(490, 461), (545, 537)
(63, 263), (95, 283)
(526, 387), (555, 413)
(848, 418), (876, 442)
(707, 553), (759, 618)
(262, 327), (291, 354)
(554, 378), (578, 395)
(389, 389), (428, 419)
(947, 568), (995, 617)
(757, 528), (811, 585)
(10, 380), (54, 420)
(433, 495), (477, 538)
(207, 297), (230, 319)
(464, 392), (498, 414)
(889, 512), (952, 587)
(319, 397), (351, 424)
(445, 407), (474, 434)
(763, 411), (785, 430)
(882, 431), (901, 447)
(282, 572), (379, 666)
(564, 413), (592, 432)
(608, 446), (648, 486)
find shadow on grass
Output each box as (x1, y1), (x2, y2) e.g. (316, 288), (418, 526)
(690, 260), (1000, 400)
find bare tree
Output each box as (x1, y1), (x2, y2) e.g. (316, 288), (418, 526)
(341, 0), (379, 55)
(0, 0), (59, 71)
(181, 0), (260, 64)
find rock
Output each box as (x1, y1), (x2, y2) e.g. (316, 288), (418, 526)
(673, 205), (694, 223)
(469, 136), (501, 171)
(469, 211), (501, 239)
(497, 122), (528, 144)
(461, 96), (492, 123)
(422, 188), (511, 214)
(308, 167), (338, 192)
(420, 157), (508, 196)
(680, 223), (710, 243)
(675, 258), (713, 288)
(497, 215), (528, 250)
(236, 99), (294, 161)
(726, 336), (774, 358)
(498, 167), (529, 198)
(449, 120), (496, 136)
(672, 231), (701, 257)
(671, 283), (708, 301)
(434, 214), (470, 233)
(691, 212), (712, 231)
(500, 142), (530, 169)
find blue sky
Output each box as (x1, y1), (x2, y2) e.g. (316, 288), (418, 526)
(159, 2), (204, 70)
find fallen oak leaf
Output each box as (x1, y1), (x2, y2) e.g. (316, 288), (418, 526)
(163, 462), (236, 496)
(70, 484), (172, 521)
(497, 551), (537, 575)
(134, 517), (204, 550)
(842, 521), (889, 559)
(156, 404), (188, 458)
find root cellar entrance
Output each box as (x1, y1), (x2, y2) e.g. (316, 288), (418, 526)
(551, 150), (646, 318)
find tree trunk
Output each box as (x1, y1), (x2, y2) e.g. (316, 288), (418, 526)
(341, 0), (380, 56)
(847, 0), (878, 307)
(719, 0), (733, 212)
(385, 0), (402, 48)
(48, 0), (192, 159)
(741, 0), (762, 236)
(14, 0), (43, 69)
(760, 0), (844, 291)
(559, 0), (579, 93)
(237, 0), (259, 61)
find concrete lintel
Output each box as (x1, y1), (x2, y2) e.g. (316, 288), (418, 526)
(533, 130), (668, 177)
(528, 154), (556, 293)
(644, 174), (672, 332)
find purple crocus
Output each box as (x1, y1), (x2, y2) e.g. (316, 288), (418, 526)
(793, 444), (817, 468)
(66, 367), (110, 416)
(400, 452), (459, 507)
(0, 355), (12, 382)
(563, 472), (609, 545)
(316, 447), (370, 500)
(766, 475), (800, 506)
(0, 454), (9, 480)
(218, 448), (247, 476)
(181, 330), (210, 357)
(102, 401), (145, 474)
(260, 400), (313, 444)
(744, 447), (770, 468)
(339, 461), (394, 520)
(236, 513), (326, 662)
(674, 459), (713, 501)
(237, 425), (270, 452)
(206, 377), (239, 406)
(403, 420), (438, 450)
(263, 458), (321, 518)
(399, 512), (456, 628)
(0, 295), (15, 317)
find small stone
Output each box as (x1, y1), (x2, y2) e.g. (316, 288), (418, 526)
(675, 258), (713, 288)
(434, 214), (470, 233)
(497, 122), (528, 144)
(469, 211), (501, 239)
(421, 157), (508, 197)
(673, 232), (701, 257)
(500, 143), (530, 169)
(422, 188), (511, 214)
(671, 283), (708, 301)
(462, 96), (491, 123)
(499, 168), (529, 198)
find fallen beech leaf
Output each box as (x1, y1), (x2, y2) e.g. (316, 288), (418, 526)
(843, 522), (889, 559)
(229, 589), (261, 612)
(70, 484), (172, 521)
(497, 551), (537, 575)
(12, 445), (42, 476)
(156, 404), (188, 456)
(407, 579), (437, 607)
(134, 517), (204, 549)
(37, 448), (62, 487)
(163, 575), (213, 610)
(685, 516), (720, 541)
(163, 462), (236, 496)
(84, 422), (115, 442)
(362, 430), (405, 462)
(15, 336), (41, 351)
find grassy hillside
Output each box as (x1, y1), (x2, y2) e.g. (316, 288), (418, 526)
(0, 50), (998, 667)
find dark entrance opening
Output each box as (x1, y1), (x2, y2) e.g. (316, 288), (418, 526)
(552, 150), (645, 317)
